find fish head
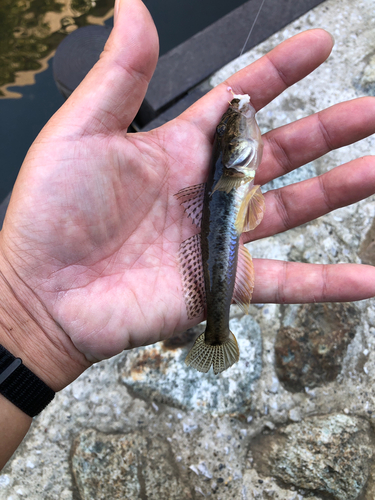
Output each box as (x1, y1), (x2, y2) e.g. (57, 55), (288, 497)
(212, 97), (263, 194)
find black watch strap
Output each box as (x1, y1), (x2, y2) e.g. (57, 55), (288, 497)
(0, 345), (55, 417)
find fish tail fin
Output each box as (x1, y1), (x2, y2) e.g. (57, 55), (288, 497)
(185, 331), (239, 375)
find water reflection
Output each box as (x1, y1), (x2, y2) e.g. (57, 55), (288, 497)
(0, 0), (115, 98)
(0, 0), (114, 203)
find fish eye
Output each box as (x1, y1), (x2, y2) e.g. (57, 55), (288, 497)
(216, 123), (226, 136)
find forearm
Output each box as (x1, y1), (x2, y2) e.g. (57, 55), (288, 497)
(0, 292), (37, 471)
(0, 395), (31, 470)
(0, 246), (90, 470)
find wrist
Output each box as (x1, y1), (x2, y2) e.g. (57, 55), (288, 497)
(0, 248), (91, 392)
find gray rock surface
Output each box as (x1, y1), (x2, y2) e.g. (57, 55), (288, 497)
(120, 315), (263, 415)
(250, 414), (373, 499)
(2, 1), (375, 499)
(275, 302), (359, 392)
(72, 429), (193, 499)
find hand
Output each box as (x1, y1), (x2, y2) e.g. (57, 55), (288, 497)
(1, 0), (375, 390)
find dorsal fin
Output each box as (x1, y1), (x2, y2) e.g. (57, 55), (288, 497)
(175, 183), (205, 228)
(178, 233), (206, 319)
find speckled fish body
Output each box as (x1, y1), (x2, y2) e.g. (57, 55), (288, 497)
(176, 94), (265, 374)
(201, 123), (251, 345)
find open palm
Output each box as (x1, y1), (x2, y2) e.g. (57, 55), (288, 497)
(1, 0), (375, 371)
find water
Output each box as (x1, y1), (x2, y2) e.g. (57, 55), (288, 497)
(145, 0), (248, 56)
(0, 0), (248, 204)
(0, 0), (114, 203)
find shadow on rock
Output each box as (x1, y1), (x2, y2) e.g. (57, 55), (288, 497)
(274, 303), (359, 392)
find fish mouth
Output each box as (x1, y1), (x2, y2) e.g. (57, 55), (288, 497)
(229, 97), (256, 119)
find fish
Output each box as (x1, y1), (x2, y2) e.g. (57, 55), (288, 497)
(175, 90), (265, 374)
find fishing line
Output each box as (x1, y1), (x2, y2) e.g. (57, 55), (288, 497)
(239, 0), (267, 57)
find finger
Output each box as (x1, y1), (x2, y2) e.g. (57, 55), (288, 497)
(180, 29), (333, 137)
(48, 0), (159, 135)
(256, 97), (375, 185)
(252, 260), (375, 303)
(244, 155), (375, 242)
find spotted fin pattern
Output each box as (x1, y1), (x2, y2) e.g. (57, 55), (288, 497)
(178, 233), (205, 319)
(235, 185), (265, 233)
(185, 331), (239, 375)
(233, 244), (255, 314)
(175, 183), (205, 228)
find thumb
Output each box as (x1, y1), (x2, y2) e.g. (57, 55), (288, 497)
(52, 0), (159, 133)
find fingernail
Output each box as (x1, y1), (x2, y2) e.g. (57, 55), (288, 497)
(326, 30), (335, 46)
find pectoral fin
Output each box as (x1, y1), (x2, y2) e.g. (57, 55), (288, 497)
(235, 185), (265, 234)
(211, 172), (255, 195)
(233, 244), (254, 314)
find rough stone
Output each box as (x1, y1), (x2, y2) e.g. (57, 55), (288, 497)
(162, 324), (203, 350)
(71, 429), (192, 499)
(119, 315), (263, 416)
(250, 414), (373, 500)
(358, 52), (375, 96)
(275, 302), (359, 392)
(359, 217), (375, 265)
(242, 469), (322, 500)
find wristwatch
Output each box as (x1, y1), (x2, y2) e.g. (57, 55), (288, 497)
(0, 344), (55, 417)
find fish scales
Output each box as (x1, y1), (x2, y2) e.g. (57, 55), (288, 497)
(202, 183), (246, 343)
(176, 91), (265, 375)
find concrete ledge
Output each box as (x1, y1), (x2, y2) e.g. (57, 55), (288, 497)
(136, 0), (327, 128)
(0, 192), (10, 229)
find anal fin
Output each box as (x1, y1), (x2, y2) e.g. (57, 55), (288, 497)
(235, 185), (265, 233)
(185, 331), (239, 375)
(233, 244), (254, 314)
(178, 233), (206, 319)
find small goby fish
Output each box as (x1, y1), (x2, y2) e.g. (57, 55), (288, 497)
(175, 90), (265, 374)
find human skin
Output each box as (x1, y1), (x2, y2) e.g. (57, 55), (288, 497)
(1, 0), (375, 470)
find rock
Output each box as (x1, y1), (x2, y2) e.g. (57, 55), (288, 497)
(242, 469), (322, 500)
(250, 414), (373, 500)
(119, 315), (263, 416)
(359, 217), (375, 265)
(71, 428), (192, 499)
(274, 303), (359, 392)
(162, 325), (203, 350)
(358, 53), (375, 96)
